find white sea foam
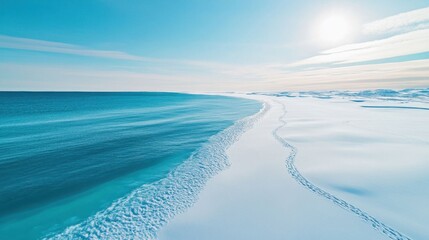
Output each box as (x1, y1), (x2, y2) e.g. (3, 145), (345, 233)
(46, 101), (267, 240)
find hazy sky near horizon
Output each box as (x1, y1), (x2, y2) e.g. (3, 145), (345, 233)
(0, 0), (428, 91)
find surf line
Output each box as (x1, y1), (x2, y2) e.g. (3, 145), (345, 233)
(272, 99), (412, 240)
(46, 98), (269, 240)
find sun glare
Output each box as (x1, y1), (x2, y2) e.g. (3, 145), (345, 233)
(316, 12), (352, 45)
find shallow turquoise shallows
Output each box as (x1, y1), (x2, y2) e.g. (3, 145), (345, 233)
(0, 92), (261, 239)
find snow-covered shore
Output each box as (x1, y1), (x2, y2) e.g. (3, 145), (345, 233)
(159, 91), (429, 240)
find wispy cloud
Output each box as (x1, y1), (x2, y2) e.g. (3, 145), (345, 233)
(363, 7), (429, 35)
(0, 35), (153, 61)
(251, 7), (429, 90)
(0, 63), (228, 91)
(290, 29), (429, 66)
(2, 5), (429, 92)
(2, 59), (428, 91)
(0, 35), (251, 74)
(279, 7), (429, 90)
(288, 7), (429, 68)
(264, 59), (429, 90)
(0, 35), (277, 90)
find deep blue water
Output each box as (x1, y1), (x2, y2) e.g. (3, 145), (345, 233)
(0, 92), (261, 239)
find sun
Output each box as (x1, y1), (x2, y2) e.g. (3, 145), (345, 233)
(316, 12), (353, 45)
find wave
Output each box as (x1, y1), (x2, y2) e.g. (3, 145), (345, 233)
(45, 99), (268, 240)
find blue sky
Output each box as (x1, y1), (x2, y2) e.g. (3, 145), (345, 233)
(0, 0), (428, 91)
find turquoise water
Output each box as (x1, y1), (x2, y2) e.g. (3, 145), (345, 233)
(0, 92), (261, 239)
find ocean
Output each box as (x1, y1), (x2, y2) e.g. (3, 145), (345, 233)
(0, 92), (261, 239)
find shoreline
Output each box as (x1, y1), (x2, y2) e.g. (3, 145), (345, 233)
(47, 94), (266, 239)
(159, 95), (384, 239)
(159, 93), (429, 239)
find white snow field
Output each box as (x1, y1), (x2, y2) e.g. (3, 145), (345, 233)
(159, 89), (429, 240)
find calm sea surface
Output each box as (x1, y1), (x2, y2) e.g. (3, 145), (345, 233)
(0, 92), (260, 239)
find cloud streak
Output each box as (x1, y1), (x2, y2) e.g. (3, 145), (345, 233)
(363, 7), (429, 34)
(2, 59), (428, 92)
(0, 63), (228, 91)
(278, 6), (429, 90)
(0, 35), (154, 61)
(290, 29), (429, 66)
(248, 59), (427, 90)
(289, 7), (429, 68)
(2, 7), (429, 92)
(0, 35), (252, 75)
